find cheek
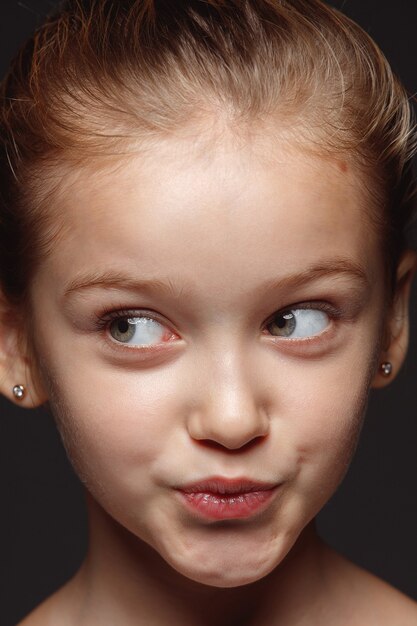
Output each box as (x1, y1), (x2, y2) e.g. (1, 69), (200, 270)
(285, 352), (374, 504)
(42, 356), (183, 504)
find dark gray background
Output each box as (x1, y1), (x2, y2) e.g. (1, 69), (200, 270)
(0, 1), (416, 624)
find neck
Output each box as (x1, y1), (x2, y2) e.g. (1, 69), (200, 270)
(68, 494), (330, 626)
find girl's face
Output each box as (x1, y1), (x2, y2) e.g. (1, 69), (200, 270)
(30, 127), (387, 587)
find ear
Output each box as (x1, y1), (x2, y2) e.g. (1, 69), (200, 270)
(372, 249), (417, 389)
(0, 294), (48, 408)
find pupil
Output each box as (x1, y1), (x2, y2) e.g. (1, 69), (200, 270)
(276, 316), (286, 328)
(118, 319), (129, 334)
(276, 313), (292, 328)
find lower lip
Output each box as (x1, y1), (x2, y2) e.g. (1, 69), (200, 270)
(177, 487), (278, 521)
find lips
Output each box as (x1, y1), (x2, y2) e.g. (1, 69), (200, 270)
(176, 477), (279, 521)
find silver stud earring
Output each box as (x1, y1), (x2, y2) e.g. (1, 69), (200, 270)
(13, 384), (26, 400)
(380, 362), (392, 377)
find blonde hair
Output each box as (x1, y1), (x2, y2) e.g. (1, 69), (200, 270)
(0, 0), (415, 307)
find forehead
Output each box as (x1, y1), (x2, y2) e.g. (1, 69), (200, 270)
(33, 127), (381, 301)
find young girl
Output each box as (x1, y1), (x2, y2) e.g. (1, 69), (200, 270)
(1, 1), (417, 624)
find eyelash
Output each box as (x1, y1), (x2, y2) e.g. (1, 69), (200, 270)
(264, 301), (340, 329)
(93, 308), (167, 332)
(93, 301), (342, 347)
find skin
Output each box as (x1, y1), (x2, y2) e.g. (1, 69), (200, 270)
(0, 125), (416, 625)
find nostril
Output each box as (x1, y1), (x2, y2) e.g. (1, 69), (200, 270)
(193, 434), (268, 453)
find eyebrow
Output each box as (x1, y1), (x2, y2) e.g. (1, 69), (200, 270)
(62, 258), (369, 301)
(63, 272), (186, 301)
(260, 259), (369, 293)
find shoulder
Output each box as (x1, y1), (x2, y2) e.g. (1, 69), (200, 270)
(18, 601), (56, 626)
(17, 595), (66, 626)
(17, 576), (82, 626)
(359, 574), (417, 626)
(324, 546), (417, 626)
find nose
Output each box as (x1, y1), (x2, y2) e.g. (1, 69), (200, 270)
(186, 350), (270, 450)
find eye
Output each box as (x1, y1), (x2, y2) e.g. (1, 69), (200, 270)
(266, 308), (329, 339)
(109, 316), (174, 346)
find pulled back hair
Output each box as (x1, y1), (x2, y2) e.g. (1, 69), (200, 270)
(0, 0), (415, 313)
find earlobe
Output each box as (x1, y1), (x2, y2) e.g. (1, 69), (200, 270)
(0, 298), (48, 408)
(372, 249), (417, 389)
(0, 347), (48, 409)
(0, 351), (48, 409)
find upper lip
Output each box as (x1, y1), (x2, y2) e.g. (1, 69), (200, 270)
(178, 476), (277, 495)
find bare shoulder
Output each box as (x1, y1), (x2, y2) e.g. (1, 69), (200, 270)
(18, 599), (55, 626)
(17, 592), (69, 626)
(17, 576), (82, 626)
(324, 546), (417, 626)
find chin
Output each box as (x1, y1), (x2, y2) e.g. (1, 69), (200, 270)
(178, 562), (278, 588)
(159, 533), (288, 588)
